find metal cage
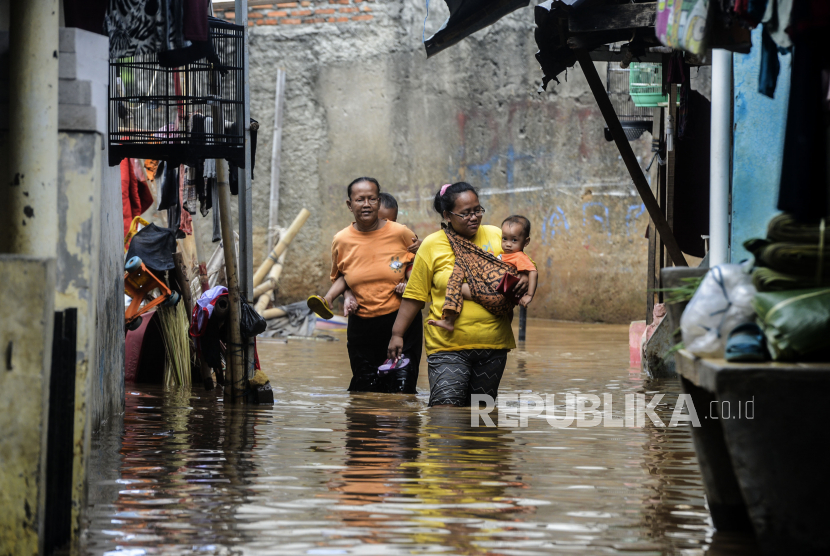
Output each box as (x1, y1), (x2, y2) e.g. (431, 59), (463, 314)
(108, 17), (245, 167)
(606, 61), (653, 141)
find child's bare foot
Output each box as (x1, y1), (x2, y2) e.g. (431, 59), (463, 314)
(427, 318), (455, 332)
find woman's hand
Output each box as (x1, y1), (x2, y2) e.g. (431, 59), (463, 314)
(407, 237), (422, 253)
(388, 334), (404, 360)
(513, 273), (530, 297)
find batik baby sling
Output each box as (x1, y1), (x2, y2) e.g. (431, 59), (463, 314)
(442, 223), (519, 318)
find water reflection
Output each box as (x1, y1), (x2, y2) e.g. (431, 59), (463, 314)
(85, 322), (758, 555)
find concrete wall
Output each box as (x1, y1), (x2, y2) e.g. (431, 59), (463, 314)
(730, 26), (791, 262)
(216, 0), (667, 323)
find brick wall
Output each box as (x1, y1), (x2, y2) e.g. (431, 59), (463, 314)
(214, 0), (375, 26)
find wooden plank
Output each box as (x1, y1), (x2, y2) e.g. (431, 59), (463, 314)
(569, 3), (656, 33)
(589, 45), (663, 63)
(575, 49), (688, 267)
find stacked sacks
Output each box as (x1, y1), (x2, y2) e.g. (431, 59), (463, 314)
(745, 214), (830, 361)
(745, 213), (830, 291)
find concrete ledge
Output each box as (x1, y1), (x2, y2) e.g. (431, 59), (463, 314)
(676, 349), (830, 554)
(58, 104), (99, 133)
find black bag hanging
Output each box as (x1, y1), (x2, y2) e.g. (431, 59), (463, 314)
(240, 299), (267, 337)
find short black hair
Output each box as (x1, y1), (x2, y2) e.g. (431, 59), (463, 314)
(433, 182), (478, 215)
(502, 215), (531, 237)
(347, 177), (380, 199)
(379, 192), (398, 210)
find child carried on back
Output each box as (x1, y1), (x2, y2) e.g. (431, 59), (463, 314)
(428, 215), (538, 332)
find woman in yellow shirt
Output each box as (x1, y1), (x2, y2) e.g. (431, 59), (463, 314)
(387, 182), (529, 407)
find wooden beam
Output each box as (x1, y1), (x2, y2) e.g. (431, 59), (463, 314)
(589, 45), (663, 63)
(575, 49), (688, 267)
(569, 3), (656, 33)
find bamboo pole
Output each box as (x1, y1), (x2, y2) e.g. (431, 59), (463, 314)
(215, 158), (246, 403)
(261, 307), (287, 319)
(252, 208), (310, 287)
(253, 250), (287, 311)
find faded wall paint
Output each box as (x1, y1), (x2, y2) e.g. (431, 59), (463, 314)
(731, 26), (791, 261)
(238, 0), (656, 322)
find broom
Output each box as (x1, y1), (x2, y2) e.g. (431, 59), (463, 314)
(157, 301), (192, 387)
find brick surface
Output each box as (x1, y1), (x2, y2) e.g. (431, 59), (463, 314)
(249, 11), (264, 18)
(281, 18), (302, 24)
(266, 10), (288, 16)
(317, 8), (335, 14)
(295, 9), (312, 15)
(338, 7), (357, 13)
(351, 14), (372, 21)
(276, 2), (298, 7)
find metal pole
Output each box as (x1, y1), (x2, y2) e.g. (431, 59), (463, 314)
(236, 0), (253, 300)
(518, 306), (527, 343)
(1, 1), (59, 257)
(267, 69), (287, 256)
(235, 0), (256, 385)
(710, 49), (733, 266)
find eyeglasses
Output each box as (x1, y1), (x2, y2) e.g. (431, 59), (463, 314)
(448, 207), (486, 221)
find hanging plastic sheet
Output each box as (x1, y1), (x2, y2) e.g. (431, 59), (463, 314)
(424, 0), (530, 57)
(125, 223), (178, 272)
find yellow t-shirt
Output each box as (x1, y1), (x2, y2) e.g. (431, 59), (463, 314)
(331, 220), (415, 318)
(404, 224), (516, 355)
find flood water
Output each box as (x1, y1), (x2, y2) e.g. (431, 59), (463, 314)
(85, 321), (758, 555)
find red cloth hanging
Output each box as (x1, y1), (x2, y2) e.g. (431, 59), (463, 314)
(121, 159), (154, 237)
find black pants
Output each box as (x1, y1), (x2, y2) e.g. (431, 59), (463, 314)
(347, 309), (422, 393)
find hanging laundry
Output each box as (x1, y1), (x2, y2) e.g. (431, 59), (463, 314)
(144, 159), (160, 182)
(156, 160), (179, 211)
(105, 0), (187, 59)
(178, 165), (193, 237)
(183, 0), (211, 42)
(120, 158), (154, 237)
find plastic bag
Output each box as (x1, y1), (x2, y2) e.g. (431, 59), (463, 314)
(753, 288), (830, 361)
(680, 264), (757, 358)
(240, 299), (267, 338)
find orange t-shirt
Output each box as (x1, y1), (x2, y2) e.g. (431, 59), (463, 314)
(501, 251), (536, 272)
(330, 221), (416, 318)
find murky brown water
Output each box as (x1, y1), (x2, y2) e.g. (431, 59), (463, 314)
(85, 321), (758, 555)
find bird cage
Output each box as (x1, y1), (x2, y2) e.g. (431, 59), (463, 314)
(108, 17), (245, 167)
(606, 62), (653, 141)
(628, 62), (668, 108)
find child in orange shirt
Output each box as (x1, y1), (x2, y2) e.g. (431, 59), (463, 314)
(428, 215), (538, 331)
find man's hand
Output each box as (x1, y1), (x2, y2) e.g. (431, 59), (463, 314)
(407, 237), (422, 254)
(343, 289), (359, 316)
(513, 273), (530, 297)
(387, 334), (404, 360)
(395, 280), (407, 295)
(519, 294), (533, 308)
